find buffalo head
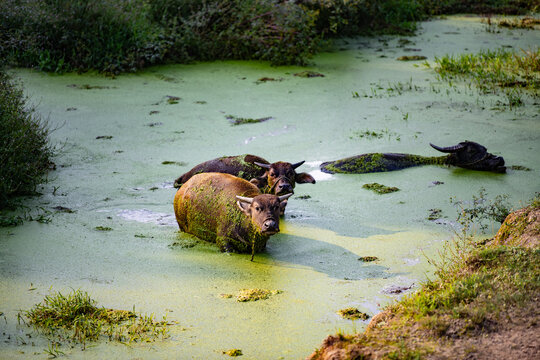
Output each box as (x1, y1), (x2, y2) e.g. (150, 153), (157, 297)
(430, 141), (506, 173)
(236, 193), (293, 235)
(251, 160), (316, 196)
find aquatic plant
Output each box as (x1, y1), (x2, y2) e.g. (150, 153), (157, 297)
(221, 289), (283, 302)
(337, 307), (370, 320)
(362, 183), (400, 194)
(0, 69), (54, 210)
(20, 289), (171, 350)
(433, 48), (540, 101)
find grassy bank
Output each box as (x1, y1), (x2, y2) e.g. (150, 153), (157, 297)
(0, 69), (54, 214)
(1, 0), (537, 74)
(308, 202), (540, 359)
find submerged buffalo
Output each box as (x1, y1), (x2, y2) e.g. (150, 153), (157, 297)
(174, 154), (315, 214)
(174, 172), (292, 260)
(320, 141), (506, 174)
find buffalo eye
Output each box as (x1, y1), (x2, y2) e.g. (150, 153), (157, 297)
(255, 206), (261, 212)
(269, 171), (276, 177)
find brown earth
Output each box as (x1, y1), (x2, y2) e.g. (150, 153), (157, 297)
(307, 205), (540, 360)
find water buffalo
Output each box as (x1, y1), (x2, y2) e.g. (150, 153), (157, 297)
(320, 141), (506, 174)
(173, 155), (315, 214)
(174, 172), (292, 260)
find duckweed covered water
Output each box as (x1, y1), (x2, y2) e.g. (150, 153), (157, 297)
(1, 16), (539, 359)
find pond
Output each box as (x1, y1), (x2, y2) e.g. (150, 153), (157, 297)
(1, 16), (539, 359)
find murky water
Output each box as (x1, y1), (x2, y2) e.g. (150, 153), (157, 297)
(1, 16), (539, 359)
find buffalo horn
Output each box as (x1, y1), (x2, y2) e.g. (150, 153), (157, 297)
(291, 160), (306, 169)
(236, 195), (254, 204)
(430, 142), (465, 153)
(278, 193), (293, 202)
(254, 161), (271, 169)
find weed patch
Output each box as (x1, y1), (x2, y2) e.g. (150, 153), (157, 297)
(20, 290), (171, 351)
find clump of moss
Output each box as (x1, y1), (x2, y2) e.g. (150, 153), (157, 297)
(95, 226), (113, 231)
(294, 71), (325, 78)
(226, 115), (273, 126)
(358, 256), (379, 262)
(397, 55), (427, 61)
(223, 349), (243, 356)
(221, 289), (283, 302)
(362, 183), (400, 194)
(337, 307), (370, 320)
(20, 290), (170, 350)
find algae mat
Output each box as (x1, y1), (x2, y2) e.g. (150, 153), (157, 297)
(1, 16), (539, 359)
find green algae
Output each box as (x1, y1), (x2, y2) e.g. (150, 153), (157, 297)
(362, 183), (400, 194)
(358, 256), (379, 262)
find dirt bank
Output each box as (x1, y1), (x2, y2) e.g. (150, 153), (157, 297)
(308, 205), (540, 360)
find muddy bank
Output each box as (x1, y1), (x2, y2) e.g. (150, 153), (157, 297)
(307, 204), (540, 360)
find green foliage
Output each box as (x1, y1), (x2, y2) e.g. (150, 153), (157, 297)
(0, 0), (167, 74)
(450, 188), (512, 233)
(0, 69), (54, 209)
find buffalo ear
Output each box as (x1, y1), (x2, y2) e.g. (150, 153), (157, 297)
(296, 172), (316, 184)
(250, 175), (268, 189)
(236, 201), (251, 215)
(279, 199), (288, 216)
(249, 178), (260, 186)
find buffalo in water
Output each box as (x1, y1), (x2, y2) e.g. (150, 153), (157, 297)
(174, 173), (292, 260)
(174, 154), (315, 214)
(320, 141), (506, 174)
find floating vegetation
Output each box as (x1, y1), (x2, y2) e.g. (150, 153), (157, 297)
(20, 290), (171, 350)
(358, 256), (378, 262)
(67, 84), (111, 90)
(432, 48), (540, 101)
(161, 161), (187, 166)
(337, 307), (370, 320)
(166, 96), (181, 104)
(427, 208), (443, 221)
(52, 206), (75, 213)
(221, 289), (282, 302)
(223, 349), (243, 357)
(226, 115), (273, 126)
(256, 77), (283, 84)
(95, 226), (112, 231)
(194, 100), (207, 104)
(146, 122), (163, 127)
(149, 110), (160, 115)
(362, 183), (400, 194)
(397, 55), (427, 61)
(95, 135), (113, 140)
(350, 128), (400, 141)
(293, 71), (325, 78)
(510, 165), (532, 171)
(297, 195), (312, 200)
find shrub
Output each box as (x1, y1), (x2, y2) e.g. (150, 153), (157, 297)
(0, 0), (167, 74)
(0, 69), (54, 209)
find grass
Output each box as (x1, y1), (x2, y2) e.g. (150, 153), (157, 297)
(432, 48), (540, 105)
(20, 289), (171, 351)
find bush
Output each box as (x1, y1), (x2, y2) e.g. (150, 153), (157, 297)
(150, 0), (321, 66)
(0, 69), (54, 209)
(0, 0), (167, 74)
